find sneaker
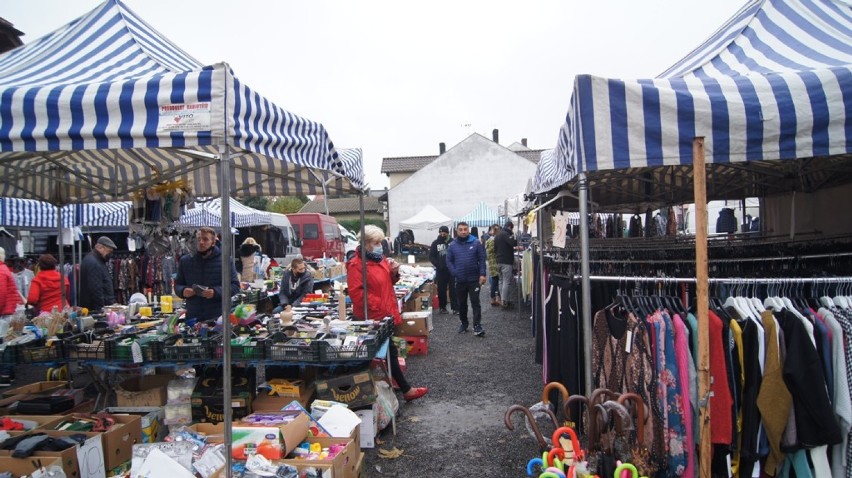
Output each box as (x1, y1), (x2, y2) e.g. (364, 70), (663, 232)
(403, 387), (428, 402)
(473, 326), (485, 337)
(452, 310), (459, 315)
(457, 323), (468, 333)
(0, 373), (11, 387)
(438, 308), (448, 315)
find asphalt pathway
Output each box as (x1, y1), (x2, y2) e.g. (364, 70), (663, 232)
(364, 285), (543, 477)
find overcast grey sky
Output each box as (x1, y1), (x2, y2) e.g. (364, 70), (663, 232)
(5, 0), (745, 191)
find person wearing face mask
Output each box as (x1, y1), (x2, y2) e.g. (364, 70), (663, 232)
(79, 236), (117, 311)
(174, 227), (240, 321)
(274, 258), (313, 313)
(347, 225), (428, 402)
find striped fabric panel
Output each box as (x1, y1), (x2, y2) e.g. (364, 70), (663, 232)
(532, 0), (851, 188)
(178, 197), (271, 228)
(455, 202), (500, 228)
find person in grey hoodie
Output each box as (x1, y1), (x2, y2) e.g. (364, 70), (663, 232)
(446, 222), (487, 337)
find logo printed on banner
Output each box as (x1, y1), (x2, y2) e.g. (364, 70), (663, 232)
(158, 102), (212, 132)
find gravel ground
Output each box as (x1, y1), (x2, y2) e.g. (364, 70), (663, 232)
(363, 284), (543, 477)
(9, 284), (545, 477)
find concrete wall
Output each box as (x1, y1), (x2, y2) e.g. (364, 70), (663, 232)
(388, 133), (537, 244)
(388, 172), (410, 189)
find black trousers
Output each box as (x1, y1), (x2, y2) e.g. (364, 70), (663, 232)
(455, 280), (482, 328)
(389, 341), (410, 393)
(435, 268), (457, 310)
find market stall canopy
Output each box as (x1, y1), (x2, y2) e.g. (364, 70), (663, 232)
(455, 202), (499, 228)
(532, 0), (852, 209)
(0, 0), (365, 205)
(399, 204), (453, 231)
(0, 197), (129, 229)
(178, 197), (271, 228)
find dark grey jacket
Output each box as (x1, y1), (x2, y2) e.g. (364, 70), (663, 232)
(174, 246), (239, 321)
(79, 250), (114, 311)
(279, 269), (314, 306)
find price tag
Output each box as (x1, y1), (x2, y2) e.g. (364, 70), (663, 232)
(625, 330), (633, 353)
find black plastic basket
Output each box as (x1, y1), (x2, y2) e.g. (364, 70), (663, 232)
(162, 334), (218, 361)
(106, 334), (165, 362)
(319, 336), (380, 362)
(214, 335), (267, 361)
(18, 338), (65, 364)
(61, 330), (113, 360)
(264, 332), (323, 362)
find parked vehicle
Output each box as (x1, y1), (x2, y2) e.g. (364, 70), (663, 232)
(237, 213), (302, 268)
(339, 225), (358, 255)
(286, 213), (344, 261)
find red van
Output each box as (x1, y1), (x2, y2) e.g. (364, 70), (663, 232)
(286, 213), (345, 261)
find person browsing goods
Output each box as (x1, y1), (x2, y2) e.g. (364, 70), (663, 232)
(494, 220), (518, 309)
(446, 222), (487, 337)
(346, 225), (428, 402)
(174, 227), (240, 322)
(275, 258), (313, 312)
(79, 236), (117, 311)
(428, 225), (457, 315)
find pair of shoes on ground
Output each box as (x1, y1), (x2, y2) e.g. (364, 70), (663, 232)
(0, 374), (12, 387)
(403, 387), (428, 402)
(458, 323), (485, 337)
(490, 297), (501, 307)
(438, 308), (448, 315)
(501, 301), (513, 309)
(452, 310), (459, 315)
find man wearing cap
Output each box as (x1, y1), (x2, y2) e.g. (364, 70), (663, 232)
(429, 225), (457, 315)
(79, 236), (117, 311)
(494, 220), (518, 309)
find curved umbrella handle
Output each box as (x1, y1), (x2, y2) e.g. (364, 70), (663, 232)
(542, 382), (570, 406)
(504, 404), (548, 451)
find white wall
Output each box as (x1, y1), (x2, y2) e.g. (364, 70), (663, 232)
(388, 133), (537, 244)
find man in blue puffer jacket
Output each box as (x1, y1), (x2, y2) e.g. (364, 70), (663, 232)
(446, 222), (487, 337)
(175, 227), (240, 322)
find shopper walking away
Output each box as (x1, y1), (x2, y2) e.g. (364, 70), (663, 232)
(27, 254), (70, 315)
(174, 227), (240, 322)
(494, 220), (517, 309)
(236, 237), (262, 283)
(274, 258), (313, 312)
(446, 222), (487, 337)
(79, 237), (117, 311)
(0, 247), (22, 386)
(347, 225), (428, 402)
(429, 226), (457, 315)
(485, 224), (502, 306)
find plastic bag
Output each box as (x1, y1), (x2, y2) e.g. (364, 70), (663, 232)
(375, 381), (399, 431)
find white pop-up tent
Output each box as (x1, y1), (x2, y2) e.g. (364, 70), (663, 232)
(399, 204), (453, 231)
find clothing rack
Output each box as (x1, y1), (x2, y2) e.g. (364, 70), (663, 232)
(543, 251), (852, 265)
(581, 275), (852, 284)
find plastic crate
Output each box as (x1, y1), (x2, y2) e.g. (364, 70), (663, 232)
(161, 334), (218, 361)
(61, 330), (113, 360)
(107, 334), (165, 362)
(18, 338), (65, 363)
(264, 332), (323, 362)
(213, 335), (267, 360)
(319, 336), (381, 362)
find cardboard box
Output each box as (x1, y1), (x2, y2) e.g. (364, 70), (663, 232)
(105, 407), (166, 443)
(355, 451), (366, 477)
(280, 437), (358, 478)
(353, 404), (378, 448)
(115, 375), (173, 407)
(253, 383), (315, 412)
(0, 430), (102, 478)
(396, 310), (431, 336)
(2, 414), (69, 430)
(401, 335), (428, 355)
(266, 378), (307, 398)
(191, 412), (309, 457)
(315, 370), (376, 409)
(97, 414), (142, 470)
(0, 456), (62, 477)
(1, 380), (68, 398)
(191, 391), (252, 423)
(402, 292), (431, 313)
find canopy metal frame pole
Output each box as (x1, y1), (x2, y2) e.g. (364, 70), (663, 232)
(219, 144), (234, 477)
(359, 193), (368, 320)
(57, 205), (66, 307)
(577, 173), (592, 398)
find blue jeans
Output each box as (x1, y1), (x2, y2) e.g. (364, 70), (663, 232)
(489, 276), (499, 298)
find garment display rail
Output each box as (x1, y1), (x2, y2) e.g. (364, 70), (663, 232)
(543, 251), (852, 265)
(577, 275), (852, 284)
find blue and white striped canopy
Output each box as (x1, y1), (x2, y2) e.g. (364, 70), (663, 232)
(0, 198), (129, 229)
(455, 202), (500, 229)
(178, 197), (271, 229)
(533, 0), (852, 194)
(0, 0), (364, 204)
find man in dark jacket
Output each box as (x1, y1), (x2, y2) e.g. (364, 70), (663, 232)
(494, 220), (518, 308)
(79, 236), (116, 311)
(174, 227), (240, 321)
(446, 222), (487, 337)
(428, 225), (457, 315)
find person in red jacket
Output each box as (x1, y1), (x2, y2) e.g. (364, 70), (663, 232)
(0, 247), (23, 387)
(27, 254), (70, 315)
(346, 225), (427, 402)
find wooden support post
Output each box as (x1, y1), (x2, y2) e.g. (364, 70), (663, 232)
(693, 137), (711, 478)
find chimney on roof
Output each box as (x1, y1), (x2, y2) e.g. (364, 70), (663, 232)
(439, 142), (446, 154)
(521, 138), (528, 147)
(492, 129), (499, 144)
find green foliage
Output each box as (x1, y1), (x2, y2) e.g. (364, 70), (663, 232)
(339, 218), (387, 234)
(267, 196), (307, 214)
(242, 196), (268, 211)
